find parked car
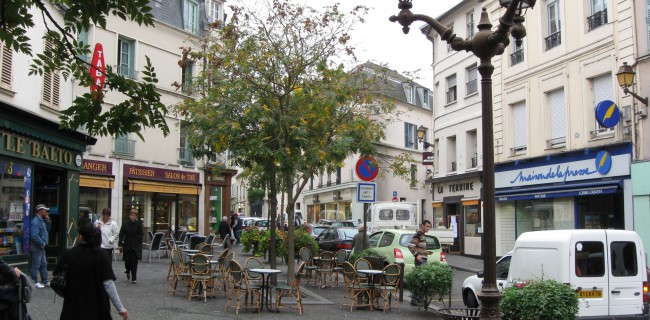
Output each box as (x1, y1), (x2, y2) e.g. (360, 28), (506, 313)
(330, 220), (359, 228)
(305, 223), (329, 238)
(253, 219), (271, 231)
(462, 253), (511, 308)
(316, 226), (359, 252)
(242, 217), (262, 230)
(367, 229), (446, 274)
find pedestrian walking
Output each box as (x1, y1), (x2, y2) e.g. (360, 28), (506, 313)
(54, 217), (128, 320)
(217, 217), (231, 249)
(30, 204), (50, 289)
(118, 209), (143, 284)
(230, 212), (242, 245)
(351, 224), (369, 256)
(408, 219), (432, 306)
(96, 208), (120, 263)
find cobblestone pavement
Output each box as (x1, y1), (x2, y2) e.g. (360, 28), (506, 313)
(25, 245), (451, 319)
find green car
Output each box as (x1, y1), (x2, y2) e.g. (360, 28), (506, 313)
(367, 229), (446, 274)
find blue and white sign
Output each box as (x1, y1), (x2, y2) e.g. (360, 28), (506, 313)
(595, 100), (621, 128)
(357, 182), (376, 203)
(496, 151), (630, 188)
(392, 191), (397, 197)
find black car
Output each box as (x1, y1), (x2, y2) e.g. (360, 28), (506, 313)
(316, 226), (359, 252)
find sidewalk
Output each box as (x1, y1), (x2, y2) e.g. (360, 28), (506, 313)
(26, 244), (450, 320)
(445, 253), (484, 274)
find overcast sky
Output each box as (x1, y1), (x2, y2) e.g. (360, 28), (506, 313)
(226, 0), (463, 90)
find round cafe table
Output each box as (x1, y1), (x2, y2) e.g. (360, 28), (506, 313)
(356, 269), (383, 311)
(248, 268), (282, 311)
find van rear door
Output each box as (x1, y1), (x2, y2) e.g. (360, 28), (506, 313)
(607, 231), (645, 317)
(572, 231), (609, 317)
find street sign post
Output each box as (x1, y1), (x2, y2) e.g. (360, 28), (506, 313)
(357, 183), (376, 203)
(356, 156), (379, 181)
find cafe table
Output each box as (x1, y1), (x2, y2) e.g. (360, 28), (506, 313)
(248, 268), (282, 311)
(356, 269), (383, 311)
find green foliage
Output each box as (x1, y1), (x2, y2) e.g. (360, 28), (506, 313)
(349, 247), (380, 264)
(241, 228), (288, 259)
(501, 279), (579, 320)
(2, 0), (169, 138)
(404, 262), (453, 309)
(290, 227), (318, 257)
(247, 188), (265, 203)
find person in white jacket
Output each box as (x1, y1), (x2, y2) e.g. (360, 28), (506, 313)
(96, 207), (120, 262)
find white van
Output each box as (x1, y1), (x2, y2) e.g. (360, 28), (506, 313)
(507, 229), (649, 319)
(365, 202), (417, 232)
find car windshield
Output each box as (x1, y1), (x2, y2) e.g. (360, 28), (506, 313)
(399, 233), (441, 250)
(340, 229), (358, 240)
(313, 226), (328, 236)
(256, 220), (269, 227)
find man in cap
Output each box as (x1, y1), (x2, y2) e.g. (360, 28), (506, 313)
(31, 204), (51, 288)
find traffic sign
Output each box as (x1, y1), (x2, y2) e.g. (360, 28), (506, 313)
(356, 156), (379, 181)
(357, 183), (376, 203)
(392, 196), (398, 202)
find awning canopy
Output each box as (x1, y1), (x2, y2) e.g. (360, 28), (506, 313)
(128, 179), (201, 195)
(80, 175), (114, 189)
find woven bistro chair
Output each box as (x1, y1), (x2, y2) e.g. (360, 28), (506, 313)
(188, 253), (214, 302)
(354, 258), (372, 284)
(340, 261), (372, 311)
(222, 251), (236, 297)
(316, 251), (336, 288)
(274, 261), (305, 315)
(331, 249), (347, 287)
(225, 260), (261, 315)
(298, 247), (318, 286)
(167, 249), (190, 296)
(379, 263), (401, 313)
(243, 257), (265, 289)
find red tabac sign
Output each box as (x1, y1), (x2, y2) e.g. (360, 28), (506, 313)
(89, 43), (106, 99)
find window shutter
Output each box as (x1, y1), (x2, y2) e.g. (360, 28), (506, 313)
(513, 102), (527, 148)
(1, 43), (12, 87)
(593, 74), (612, 103)
(404, 122), (410, 147)
(41, 40), (60, 108)
(549, 89), (566, 140)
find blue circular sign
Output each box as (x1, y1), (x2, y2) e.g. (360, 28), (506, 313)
(595, 100), (620, 128)
(595, 150), (612, 175)
(356, 157), (379, 181)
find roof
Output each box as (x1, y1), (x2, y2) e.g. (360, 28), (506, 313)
(354, 61), (432, 108)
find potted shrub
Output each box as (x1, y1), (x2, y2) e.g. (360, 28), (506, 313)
(349, 247), (380, 265)
(500, 278), (579, 320)
(404, 262), (453, 310)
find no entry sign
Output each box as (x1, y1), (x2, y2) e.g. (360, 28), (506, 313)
(356, 156), (379, 181)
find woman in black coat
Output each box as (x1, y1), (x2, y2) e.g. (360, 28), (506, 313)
(0, 255), (26, 320)
(217, 217), (231, 249)
(118, 209), (143, 284)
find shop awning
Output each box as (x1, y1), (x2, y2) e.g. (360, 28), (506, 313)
(495, 180), (622, 202)
(80, 175), (114, 189)
(128, 179), (201, 195)
(432, 201), (443, 208)
(462, 198), (480, 206)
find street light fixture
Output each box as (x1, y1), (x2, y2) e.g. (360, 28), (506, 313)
(416, 125), (433, 149)
(390, 1), (536, 319)
(616, 62), (648, 106)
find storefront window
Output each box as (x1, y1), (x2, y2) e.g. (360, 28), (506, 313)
(464, 205), (481, 237)
(122, 191), (145, 222)
(576, 193), (621, 229)
(79, 187), (111, 220)
(208, 186), (222, 234)
(515, 198), (573, 236)
(0, 160), (31, 256)
(339, 202), (351, 220)
(179, 195), (198, 232)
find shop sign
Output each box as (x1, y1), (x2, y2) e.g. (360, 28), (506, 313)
(437, 181), (474, 194)
(0, 131), (81, 170)
(82, 159), (112, 176)
(124, 164), (199, 184)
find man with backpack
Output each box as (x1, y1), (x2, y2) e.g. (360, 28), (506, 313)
(230, 212), (243, 245)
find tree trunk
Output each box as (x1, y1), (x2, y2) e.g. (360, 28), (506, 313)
(267, 164), (278, 285)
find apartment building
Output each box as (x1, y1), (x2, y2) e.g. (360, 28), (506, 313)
(0, 1), (233, 267)
(425, 0), (641, 256)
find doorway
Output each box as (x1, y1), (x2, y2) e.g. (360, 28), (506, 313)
(445, 202), (462, 253)
(33, 165), (65, 268)
(153, 194), (175, 238)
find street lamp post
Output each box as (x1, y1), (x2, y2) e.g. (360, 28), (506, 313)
(390, 1), (536, 319)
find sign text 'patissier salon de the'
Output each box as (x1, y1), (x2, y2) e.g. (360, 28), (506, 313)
(123, 164), (199, 184)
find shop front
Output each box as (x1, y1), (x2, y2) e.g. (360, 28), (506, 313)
(304, 188), (353, 224)
(204, 169), (235, 237)
(123, 164), (201, 239)
(495, 144), (632, 255)
(431, 172), (482, 255)
(79, 159), (114, 219)
(0, 102), (94, 270)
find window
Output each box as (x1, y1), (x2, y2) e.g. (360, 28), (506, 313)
(396, 209), (410, 221)
(512, 102), (527, 152)
(447, 135), (457, 172)
(179, 122), (193, 164)
(511, 38), (524, 65)
(404, 122), (418, 149)
(593, 74), (614, 135)
(76, 29), (90, 63)
(496, 256), (511, 279)
(588, 0), (607, 30)
(466, 11), (475, 38)
(466, 65), (477, 95)
(610, 242), (638, 277)
(183, 0), (199, 34)
(114, 134), (135, 156)
(182, 61), (194, 93)
(336, 167), (341, 184)
(446, 74), (457, 103)
(548, 89), (566, 147)
(466, 130), (478, 168)
(0, 42), (12, 90)
(422, 89), (429, 106)
(545, 0), (561, 50)
(41, 39), (60, 109)
(206, 0), (222, 24)
(575, 241), (605, 277)
(404, 84), (415, 104)
(427, 91), (433, 109)
(378, 232), (395, 247)
(378, 209), (393, 220)
(410, 164), (417, 188)
(117, 38), (135, 78)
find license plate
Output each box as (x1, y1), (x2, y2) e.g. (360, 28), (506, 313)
(578, 289), (603, 298)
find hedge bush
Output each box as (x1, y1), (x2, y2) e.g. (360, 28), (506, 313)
(404, 262), (453, 309)
(500, 279), (579, 320)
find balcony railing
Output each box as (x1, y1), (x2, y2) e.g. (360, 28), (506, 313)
(114, 138), (135, 156)
(511, 49), (524, 65)
(446, 88), (457, 103)
(587, 9), (607, 31)
(470, 153), (478, 168)
(178, 147), (194, 164)
(466, 80), (477, 95)
(545, 32), (561, 50)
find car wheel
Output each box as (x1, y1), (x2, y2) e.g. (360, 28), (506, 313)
(464, 290), (479, 308)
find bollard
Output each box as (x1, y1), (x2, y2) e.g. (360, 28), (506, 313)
(398, 262), (405, 302)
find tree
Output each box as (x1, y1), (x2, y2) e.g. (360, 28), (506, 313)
(1, 0), (170, 139)
(176, 0), (406, 279)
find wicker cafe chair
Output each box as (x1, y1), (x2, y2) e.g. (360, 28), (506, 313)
(340, 262), (372, 311)
(188, 253), (214, 302)
(298, 247), (317, 286)
(167, 249), (190, 296)
(225, 260), (261, 315)
(331, 249), (347, 287)
(316, 251), (336, 288)
(379, 263), (401, 313)
(354, 258), (372, 284)
(166, 238), (176, 281)
(222, 251), (236, 297)
(212, 249), (230, 296)
(243, 257), (265, 289)
(274, 261), (305, 315)
(200, 242), (213, 254)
